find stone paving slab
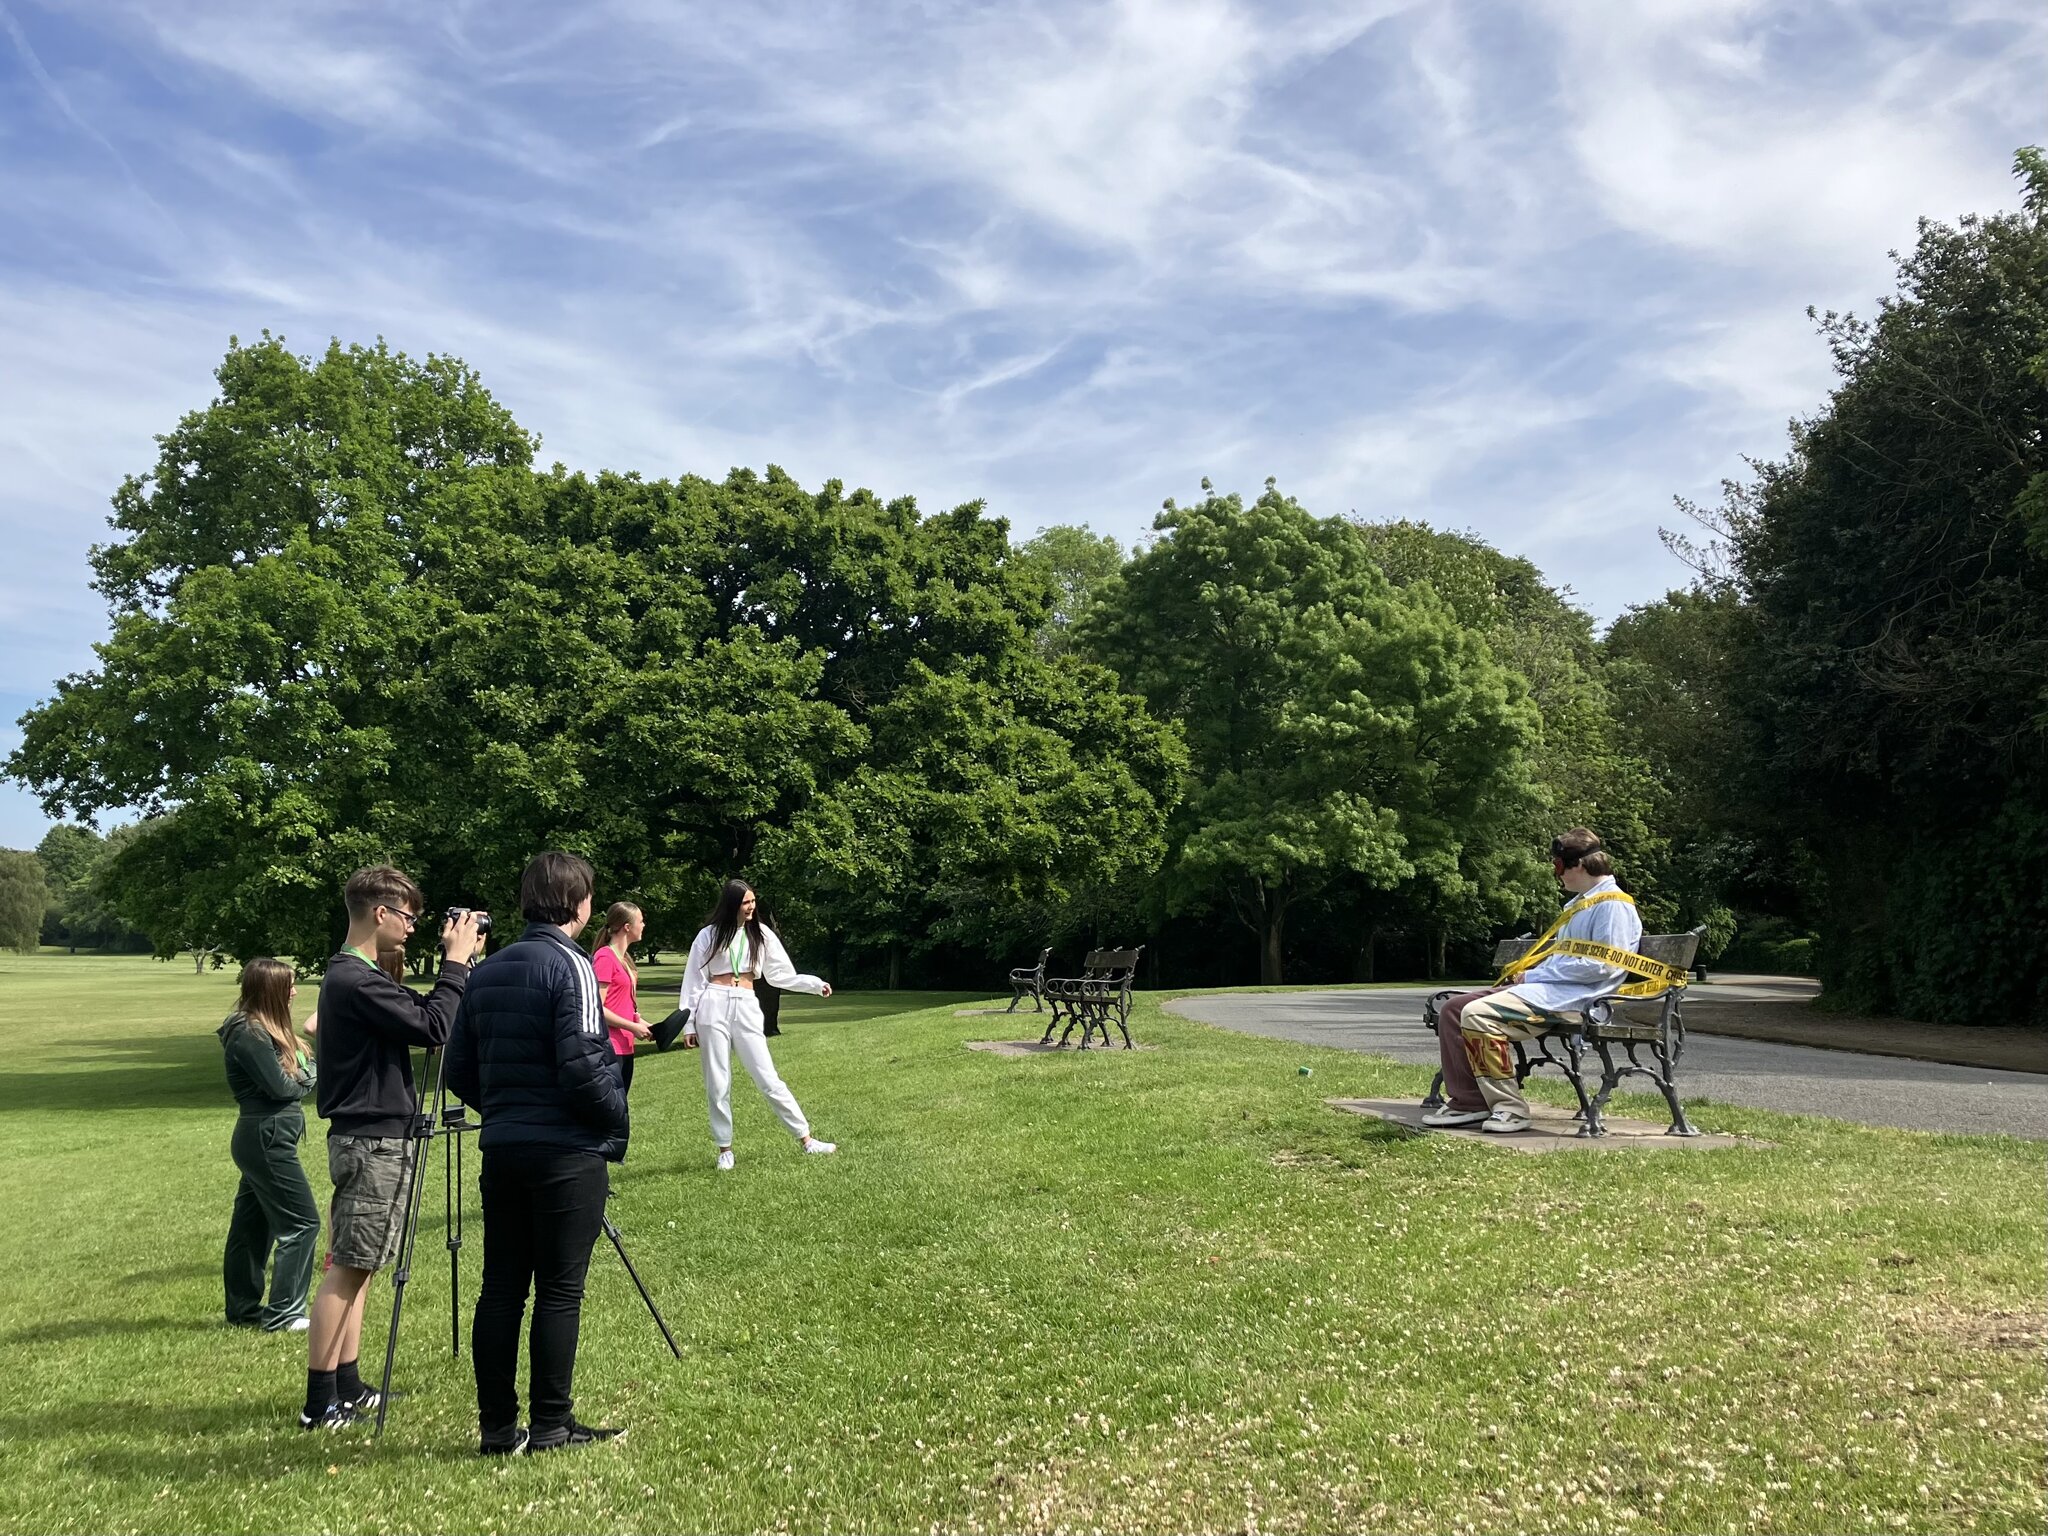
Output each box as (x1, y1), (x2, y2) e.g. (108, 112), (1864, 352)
(1328, 1097), (1764, 1152)
(965, 1039), (1156, 1056)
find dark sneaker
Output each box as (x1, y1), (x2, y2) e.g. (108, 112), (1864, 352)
(480, 1426), (530, 1457)
(529, 1418), (624, 1452)
(298, 1401), (362, 1431)
(339, 1384), (391, 1413)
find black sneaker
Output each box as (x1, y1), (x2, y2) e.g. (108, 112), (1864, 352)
(529, 1419), (624, 1452)
(298, 1401), (362, 1431)
(480, 1426), (530, 1457)
(339, 1384), (392, 1413)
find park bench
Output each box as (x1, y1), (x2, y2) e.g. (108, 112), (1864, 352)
(1040, 947), (1144, 1050)
(1005, 947), (1052, 1013)
(1419, 927), (1707, 1137)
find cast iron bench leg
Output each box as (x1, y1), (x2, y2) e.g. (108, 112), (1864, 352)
(1561, 1033), (1603, 1137)
(1039, 998), (1062, 1046)
(1651, 1038), (1700, 1136)
(1421, 1070), (1446, 1110)
(1589, 1039), (1622, 1124)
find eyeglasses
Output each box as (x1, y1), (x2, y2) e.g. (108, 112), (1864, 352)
(383, 906), (423, 930)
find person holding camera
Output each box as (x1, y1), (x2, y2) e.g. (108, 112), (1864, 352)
(219, 958), (320, 1332)
(679, 879), (835, 1169)
(445, 851), (630, 1456)
(300, 866), (483, 1430)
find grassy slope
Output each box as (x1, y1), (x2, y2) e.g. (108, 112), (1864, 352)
(0, 952), (2040, 1535)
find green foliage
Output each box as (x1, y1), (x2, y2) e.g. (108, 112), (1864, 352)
(0, 850), (49, 952)
(1014, 523), (1124, 656)
(1718, 152), (2048, 1021)
(31, 824), (145, 951)
(1356, 519), (1657, 945)
(1600, 586), (1755, 946)
(1081, 484), (1539, 982)
(4, 341), (1172, 976)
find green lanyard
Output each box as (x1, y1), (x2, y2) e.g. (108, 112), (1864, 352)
(726, 931), (749, 976)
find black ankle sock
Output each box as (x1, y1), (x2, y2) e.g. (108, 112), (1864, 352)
(335, 1359), (364, 1403)
(305, 1368), (337, 1418)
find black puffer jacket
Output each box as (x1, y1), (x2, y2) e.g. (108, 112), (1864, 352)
(445, 923), (628, 1161)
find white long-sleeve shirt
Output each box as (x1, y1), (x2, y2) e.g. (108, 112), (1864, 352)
(677, 924), (828, 1017)
(1506, 877), (1645, 1014)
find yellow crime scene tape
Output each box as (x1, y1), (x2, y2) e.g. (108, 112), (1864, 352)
(1496, 890), (1691, 998)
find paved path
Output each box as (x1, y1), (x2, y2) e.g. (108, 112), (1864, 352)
(1165, 987), (2048, 1140)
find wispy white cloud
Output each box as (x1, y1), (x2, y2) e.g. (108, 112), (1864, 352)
(2, 0), (2045, 845)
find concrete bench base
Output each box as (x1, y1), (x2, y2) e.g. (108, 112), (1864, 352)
(1329, 1097), (1760, 1152)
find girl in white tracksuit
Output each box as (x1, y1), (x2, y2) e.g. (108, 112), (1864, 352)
(679, 879), (836, 1168)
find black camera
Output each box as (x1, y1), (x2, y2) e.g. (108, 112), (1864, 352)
(445, 907), (494, 936)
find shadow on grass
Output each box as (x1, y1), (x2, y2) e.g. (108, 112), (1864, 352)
(116, 1261), (216, 1288)
(0, 1398), (487, 1477)
(0, 1033), (231, 1113)
(5, 1315), (223, 1346)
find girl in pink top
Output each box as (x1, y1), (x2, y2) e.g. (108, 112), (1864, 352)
(591, 902), (653, 1095)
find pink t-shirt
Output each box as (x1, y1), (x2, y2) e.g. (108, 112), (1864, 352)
(592, 945), (639, 1057)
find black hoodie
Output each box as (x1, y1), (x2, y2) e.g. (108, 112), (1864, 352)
(313, 950), (469, 1138)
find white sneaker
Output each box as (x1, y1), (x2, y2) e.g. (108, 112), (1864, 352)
(715, 1149), (735, 1171)
(1421, 1106), (1491, 1128)
(283, 1316), (312, 1333)
(1481, 1108), (1534, 1134)
(801, 1137), (837, 1155)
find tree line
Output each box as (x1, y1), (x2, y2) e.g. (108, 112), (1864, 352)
(6, 150), (2042, 1022)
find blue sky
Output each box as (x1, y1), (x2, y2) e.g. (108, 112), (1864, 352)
(2, 0), (2042, 849)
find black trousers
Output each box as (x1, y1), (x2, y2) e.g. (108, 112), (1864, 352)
(473, 1145), (608, 1436)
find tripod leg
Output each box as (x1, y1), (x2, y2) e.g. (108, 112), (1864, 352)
(604, 1215), (682, 1360)
(374, 1125), (436, 1436)
(446, 1120), (463, 1358)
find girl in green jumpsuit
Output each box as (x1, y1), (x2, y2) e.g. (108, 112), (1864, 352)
(218, 958), (321, 1331)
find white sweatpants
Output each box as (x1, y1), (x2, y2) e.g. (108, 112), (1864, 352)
(695, 986), (810, 1146)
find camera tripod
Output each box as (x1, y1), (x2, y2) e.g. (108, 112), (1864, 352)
(374, 1045), (681, 1437)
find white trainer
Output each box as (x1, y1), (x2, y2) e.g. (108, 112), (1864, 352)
(1481, 1108), (1534, 1134)
(1421, 1106), (1491, 1128)
(802, 1137), (837, 1155)
(715, 1149), (735, 1171)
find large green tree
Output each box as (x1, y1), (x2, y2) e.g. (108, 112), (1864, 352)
(1014, 523), (1125, 657)
(6, 339), (1178, 977)
(8, 335), (538, 960)
(1354, 519), (1658, 965)
(0, 850), (49, 953)
(1081, 482), (1538, 983)
(1722, 149), (2048, 1021)
(32, 823), (144, 950)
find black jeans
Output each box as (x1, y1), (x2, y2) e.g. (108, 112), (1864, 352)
(473, 1145), (608, 1436)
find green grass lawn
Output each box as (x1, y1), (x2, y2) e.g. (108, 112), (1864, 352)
(1, 951), (2040, 1534)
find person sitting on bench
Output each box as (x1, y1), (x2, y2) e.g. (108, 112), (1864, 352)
(1424, 828), (1642, 1134)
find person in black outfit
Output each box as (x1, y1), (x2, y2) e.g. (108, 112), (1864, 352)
(446, 850), (629, 1456)
(302, 865), (483, 1430)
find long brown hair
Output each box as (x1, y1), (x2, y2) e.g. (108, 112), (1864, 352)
(591, 902), (641, 977)
(237, 958), (305, 1075)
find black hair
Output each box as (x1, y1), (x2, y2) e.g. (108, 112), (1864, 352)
(705, 879), (764, 965)
(520, 850), (596, 924)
